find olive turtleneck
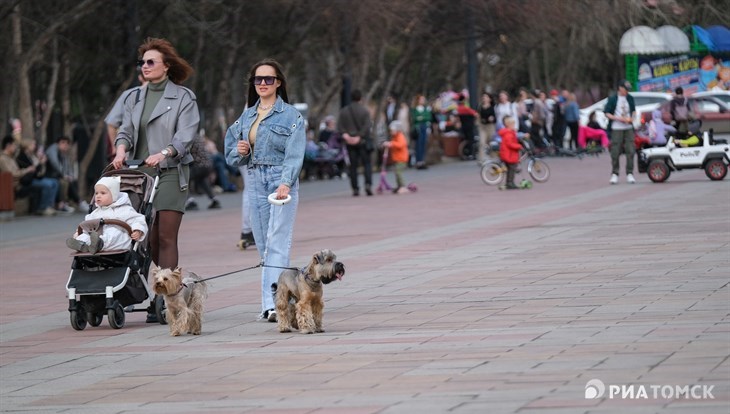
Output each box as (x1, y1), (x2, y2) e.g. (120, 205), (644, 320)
(134, 78), (168, 160)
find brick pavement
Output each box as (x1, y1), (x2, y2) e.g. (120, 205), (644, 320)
(0, 156), (728, 413)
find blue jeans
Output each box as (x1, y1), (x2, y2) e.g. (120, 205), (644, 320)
(30, 178), (59, 211)
(246, 165), (299, 313)
(212, 153), (237, 191)
(415, 123), (428, 163)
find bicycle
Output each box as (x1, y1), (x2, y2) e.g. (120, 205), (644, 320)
(480, 139), (550, 186)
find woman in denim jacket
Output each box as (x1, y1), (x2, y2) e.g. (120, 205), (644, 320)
(224, 59), (306, 322)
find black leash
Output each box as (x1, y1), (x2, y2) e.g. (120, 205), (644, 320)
(193, 262), (300, 284)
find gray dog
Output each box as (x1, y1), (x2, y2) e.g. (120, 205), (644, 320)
(272, 249), (345, 334)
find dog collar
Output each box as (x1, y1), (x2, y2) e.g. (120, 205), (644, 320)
(170, 282), (189, 296)
(300, 268), (321, 285)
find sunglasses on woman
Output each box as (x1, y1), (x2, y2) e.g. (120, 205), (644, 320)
(251, 76), (279, 85)
(136, 59), (160, 68)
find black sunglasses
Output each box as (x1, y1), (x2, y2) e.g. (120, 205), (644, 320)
(251, 76), (279, 85)
(136, 59), (159, 68)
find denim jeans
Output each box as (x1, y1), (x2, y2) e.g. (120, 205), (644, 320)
(212, 153), (237, 191)
(239, 165), (251, 234)
(30, 177), (59, 211)
(415, 124), (428, 163)
(246, 165), (299, 313)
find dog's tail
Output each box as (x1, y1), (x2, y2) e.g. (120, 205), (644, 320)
(188, 272), (209, 299)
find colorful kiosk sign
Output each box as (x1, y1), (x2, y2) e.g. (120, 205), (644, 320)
(637, 54), (730, 94)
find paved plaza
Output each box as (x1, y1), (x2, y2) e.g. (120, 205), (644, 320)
(1, 155), (728, 413)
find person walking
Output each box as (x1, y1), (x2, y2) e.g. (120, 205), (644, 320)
(550, 89), (565, 148)
(111, 37), (200, 322)
(224, 59), (306, 322)
(494, 91), (518, 130)
(410, 94), (432, 169)
(529, 89), (548, 151)
(477, 92), (496, 162)
(670, 87), (691, 135)
(338, 90), (374, 194)
(564, 92), (580, 151)
(604, 80), (636, 184)
(105, 72), (148, 162)
(185, 135), (221, 211)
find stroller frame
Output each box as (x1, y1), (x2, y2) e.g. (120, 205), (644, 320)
(65, 162), (159, 330)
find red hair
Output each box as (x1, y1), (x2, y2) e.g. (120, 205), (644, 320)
(138, 37), (194, 84)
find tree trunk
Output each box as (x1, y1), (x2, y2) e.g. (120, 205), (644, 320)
(39, 39), (60, 147)
(62, 56), (72, 138)
(14, 0), (102, 142)
(11, 5), (32, 142)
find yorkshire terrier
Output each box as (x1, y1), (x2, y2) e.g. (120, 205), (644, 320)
(272, 249), (345, 334)
(151, 267), (208, 336)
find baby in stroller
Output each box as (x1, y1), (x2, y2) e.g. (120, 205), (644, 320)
(66, 176), (147, 254)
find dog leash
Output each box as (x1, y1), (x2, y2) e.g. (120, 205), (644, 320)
(191, 262), (300, 284)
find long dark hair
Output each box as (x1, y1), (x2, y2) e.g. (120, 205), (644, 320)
(246, 58), (289, 108)
(138, 37), (194, 84)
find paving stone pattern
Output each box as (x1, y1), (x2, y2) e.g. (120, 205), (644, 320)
(0, 156), (728, 413)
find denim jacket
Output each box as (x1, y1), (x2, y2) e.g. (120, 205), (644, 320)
(224, 96), (306, 187)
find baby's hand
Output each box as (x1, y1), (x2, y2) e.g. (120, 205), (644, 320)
(131, 230), (143, 241)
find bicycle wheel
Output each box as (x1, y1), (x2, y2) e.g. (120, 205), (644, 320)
(528, 158), (550, 182)
(480, 161), (505, 185)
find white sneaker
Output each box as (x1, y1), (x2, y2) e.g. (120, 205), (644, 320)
(79, 200), (90, 212)
(627, 174), (636, 184)
(609, 174), (618, 185)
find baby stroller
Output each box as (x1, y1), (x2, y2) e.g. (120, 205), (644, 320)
(65, 161), (159, 330)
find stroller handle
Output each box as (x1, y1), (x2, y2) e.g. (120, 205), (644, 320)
(103, 159), (147, 174)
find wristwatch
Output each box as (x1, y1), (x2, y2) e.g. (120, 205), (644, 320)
(161, 148), (171, 158)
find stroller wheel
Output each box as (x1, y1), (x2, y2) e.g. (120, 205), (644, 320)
(155, 295), (168, 325)
(107, 302), (125, 329)
(70, 310), (87, 331)
(87, 312), (103, 327)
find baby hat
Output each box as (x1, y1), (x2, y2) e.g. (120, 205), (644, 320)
(96, 176), (121, 201)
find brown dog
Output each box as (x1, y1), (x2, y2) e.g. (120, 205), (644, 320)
(272, 249), (345, 334)
(151, 267), (208, 336)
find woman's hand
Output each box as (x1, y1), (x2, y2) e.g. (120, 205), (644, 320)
(144, 152), (167, 168)
(112, 147), (127, 169)
(237, 140), (250, 156)
(131, 230), (143, 241)
(275, 184), (290, 200)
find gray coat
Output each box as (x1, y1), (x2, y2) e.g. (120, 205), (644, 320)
(115, 81), (199, 169)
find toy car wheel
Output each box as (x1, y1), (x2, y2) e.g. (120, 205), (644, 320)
(480, 161), (505, 186)
(70, 310), (87, 331)
(704, 159), (727, 181)
(86, 312), (103, 327)
(155, 295), (168, 325)
(647, 160), (670, 183)
(107, 302), (125, 329)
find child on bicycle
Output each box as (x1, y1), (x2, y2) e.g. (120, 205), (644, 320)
(498, 115), (524, 190)
(382, 121), (410, 194)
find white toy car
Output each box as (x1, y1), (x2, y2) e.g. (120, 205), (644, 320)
(638, 131), (729, 183)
